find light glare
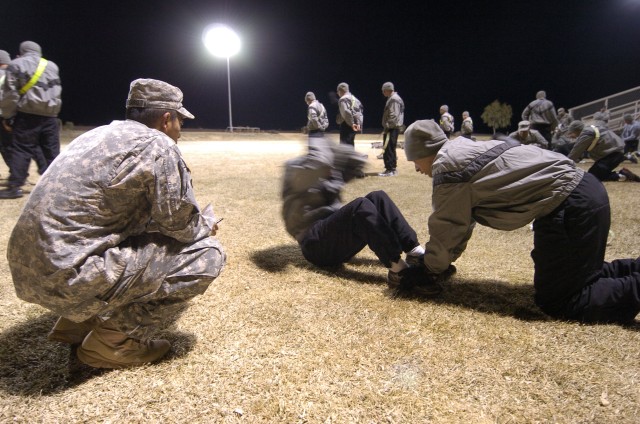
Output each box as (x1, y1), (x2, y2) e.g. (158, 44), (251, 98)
(203, 25), (241, 58)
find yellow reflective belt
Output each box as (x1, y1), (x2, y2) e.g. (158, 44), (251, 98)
(19, 58), (48, 95)
(587, 125), (600, 152)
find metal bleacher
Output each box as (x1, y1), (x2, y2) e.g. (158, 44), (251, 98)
(569, 86), (640, 132)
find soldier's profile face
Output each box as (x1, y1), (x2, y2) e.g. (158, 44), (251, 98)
(413, 155), (436, 177)
(165, 115), (183, 142)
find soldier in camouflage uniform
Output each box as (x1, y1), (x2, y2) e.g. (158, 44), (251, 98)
(509, 120), (548, 149)
(7, 78), (226, 369)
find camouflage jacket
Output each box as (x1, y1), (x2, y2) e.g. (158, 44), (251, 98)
(8, 120), (218, 310)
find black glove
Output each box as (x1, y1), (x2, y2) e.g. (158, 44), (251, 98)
(393, 264), (456, 297)
(393, 266), (441, 297)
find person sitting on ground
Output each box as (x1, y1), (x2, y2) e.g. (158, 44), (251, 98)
(565, 118), (640, 182)
(281, 137), (443, 295)
(551, 108), (575, 156)
(621, 113), (640, 164)
(508, 120), (548, 149)
(7, 78), (226, 369)
(403, 119), (640, 324)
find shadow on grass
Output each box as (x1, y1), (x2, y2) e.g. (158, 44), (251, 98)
(251, 244), (640, 328)
(392, 278), (640, 329)
(250, 243), (383, 285)
(0, 312), (197, 396)
(435, 279), (548, 322)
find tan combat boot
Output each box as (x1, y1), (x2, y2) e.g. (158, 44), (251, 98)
(76, 327), (171, 369)
(47, 316), (96, 344)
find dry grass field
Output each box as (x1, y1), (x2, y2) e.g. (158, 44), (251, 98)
(0, 128), (639, 423)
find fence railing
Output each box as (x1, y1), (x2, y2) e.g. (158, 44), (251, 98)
(569, 86), (640, 132)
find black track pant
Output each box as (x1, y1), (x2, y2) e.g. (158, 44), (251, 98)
(8, 113), (59, 187)
(383, 128), (398, 171)
(533, 172), (640, 323)
(299, 191), (419, 268)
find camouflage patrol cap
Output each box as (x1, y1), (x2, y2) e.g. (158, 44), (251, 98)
(126, 78), (195, 119)
(518, 120), (531, 131)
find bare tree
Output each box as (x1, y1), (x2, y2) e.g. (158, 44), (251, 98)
(481, 100), (512, 134)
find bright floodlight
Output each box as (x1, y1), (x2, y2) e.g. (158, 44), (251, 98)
(203, 24), (241, 132)
(203, 25), (241, 58)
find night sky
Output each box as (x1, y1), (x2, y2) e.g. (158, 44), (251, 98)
(2, 0), (638, 133)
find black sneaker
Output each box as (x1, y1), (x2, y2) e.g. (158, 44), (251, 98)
(0, 187), (23, 199)
(620, 168), (640, 182)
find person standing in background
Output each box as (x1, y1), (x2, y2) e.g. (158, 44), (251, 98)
(521, 90), (558, 147)
(305, 91), (329, 138)
(336, 82), (364, 147)
(379, 81), (404, 177)
(0, 41), (62, 199)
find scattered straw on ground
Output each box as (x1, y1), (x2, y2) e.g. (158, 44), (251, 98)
(0, 129), (638, 423)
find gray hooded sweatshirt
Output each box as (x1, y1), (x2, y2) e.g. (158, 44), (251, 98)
(0, 41), (62, 118)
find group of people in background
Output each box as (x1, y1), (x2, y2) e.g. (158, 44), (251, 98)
(305, 81), (404, 177)
(305, 85), (640, 184)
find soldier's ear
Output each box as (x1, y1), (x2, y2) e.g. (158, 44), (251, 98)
(161, 112), (172, 129)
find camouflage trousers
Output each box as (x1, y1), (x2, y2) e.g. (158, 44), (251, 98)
(38, 233), (225, 339)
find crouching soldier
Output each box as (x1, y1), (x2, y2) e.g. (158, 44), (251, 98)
(7, 79), (226, 368)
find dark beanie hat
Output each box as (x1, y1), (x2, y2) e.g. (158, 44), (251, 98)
(593, 112), (607, 123)
(381, 81), (394, 91)
(0, 50), (10, 64)
(404, 120), (448, 160)
(19, 41), (41, 55)
(567, 120), (585, 134)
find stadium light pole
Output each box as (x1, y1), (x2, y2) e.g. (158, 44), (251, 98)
(203, 24), (241, 132)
